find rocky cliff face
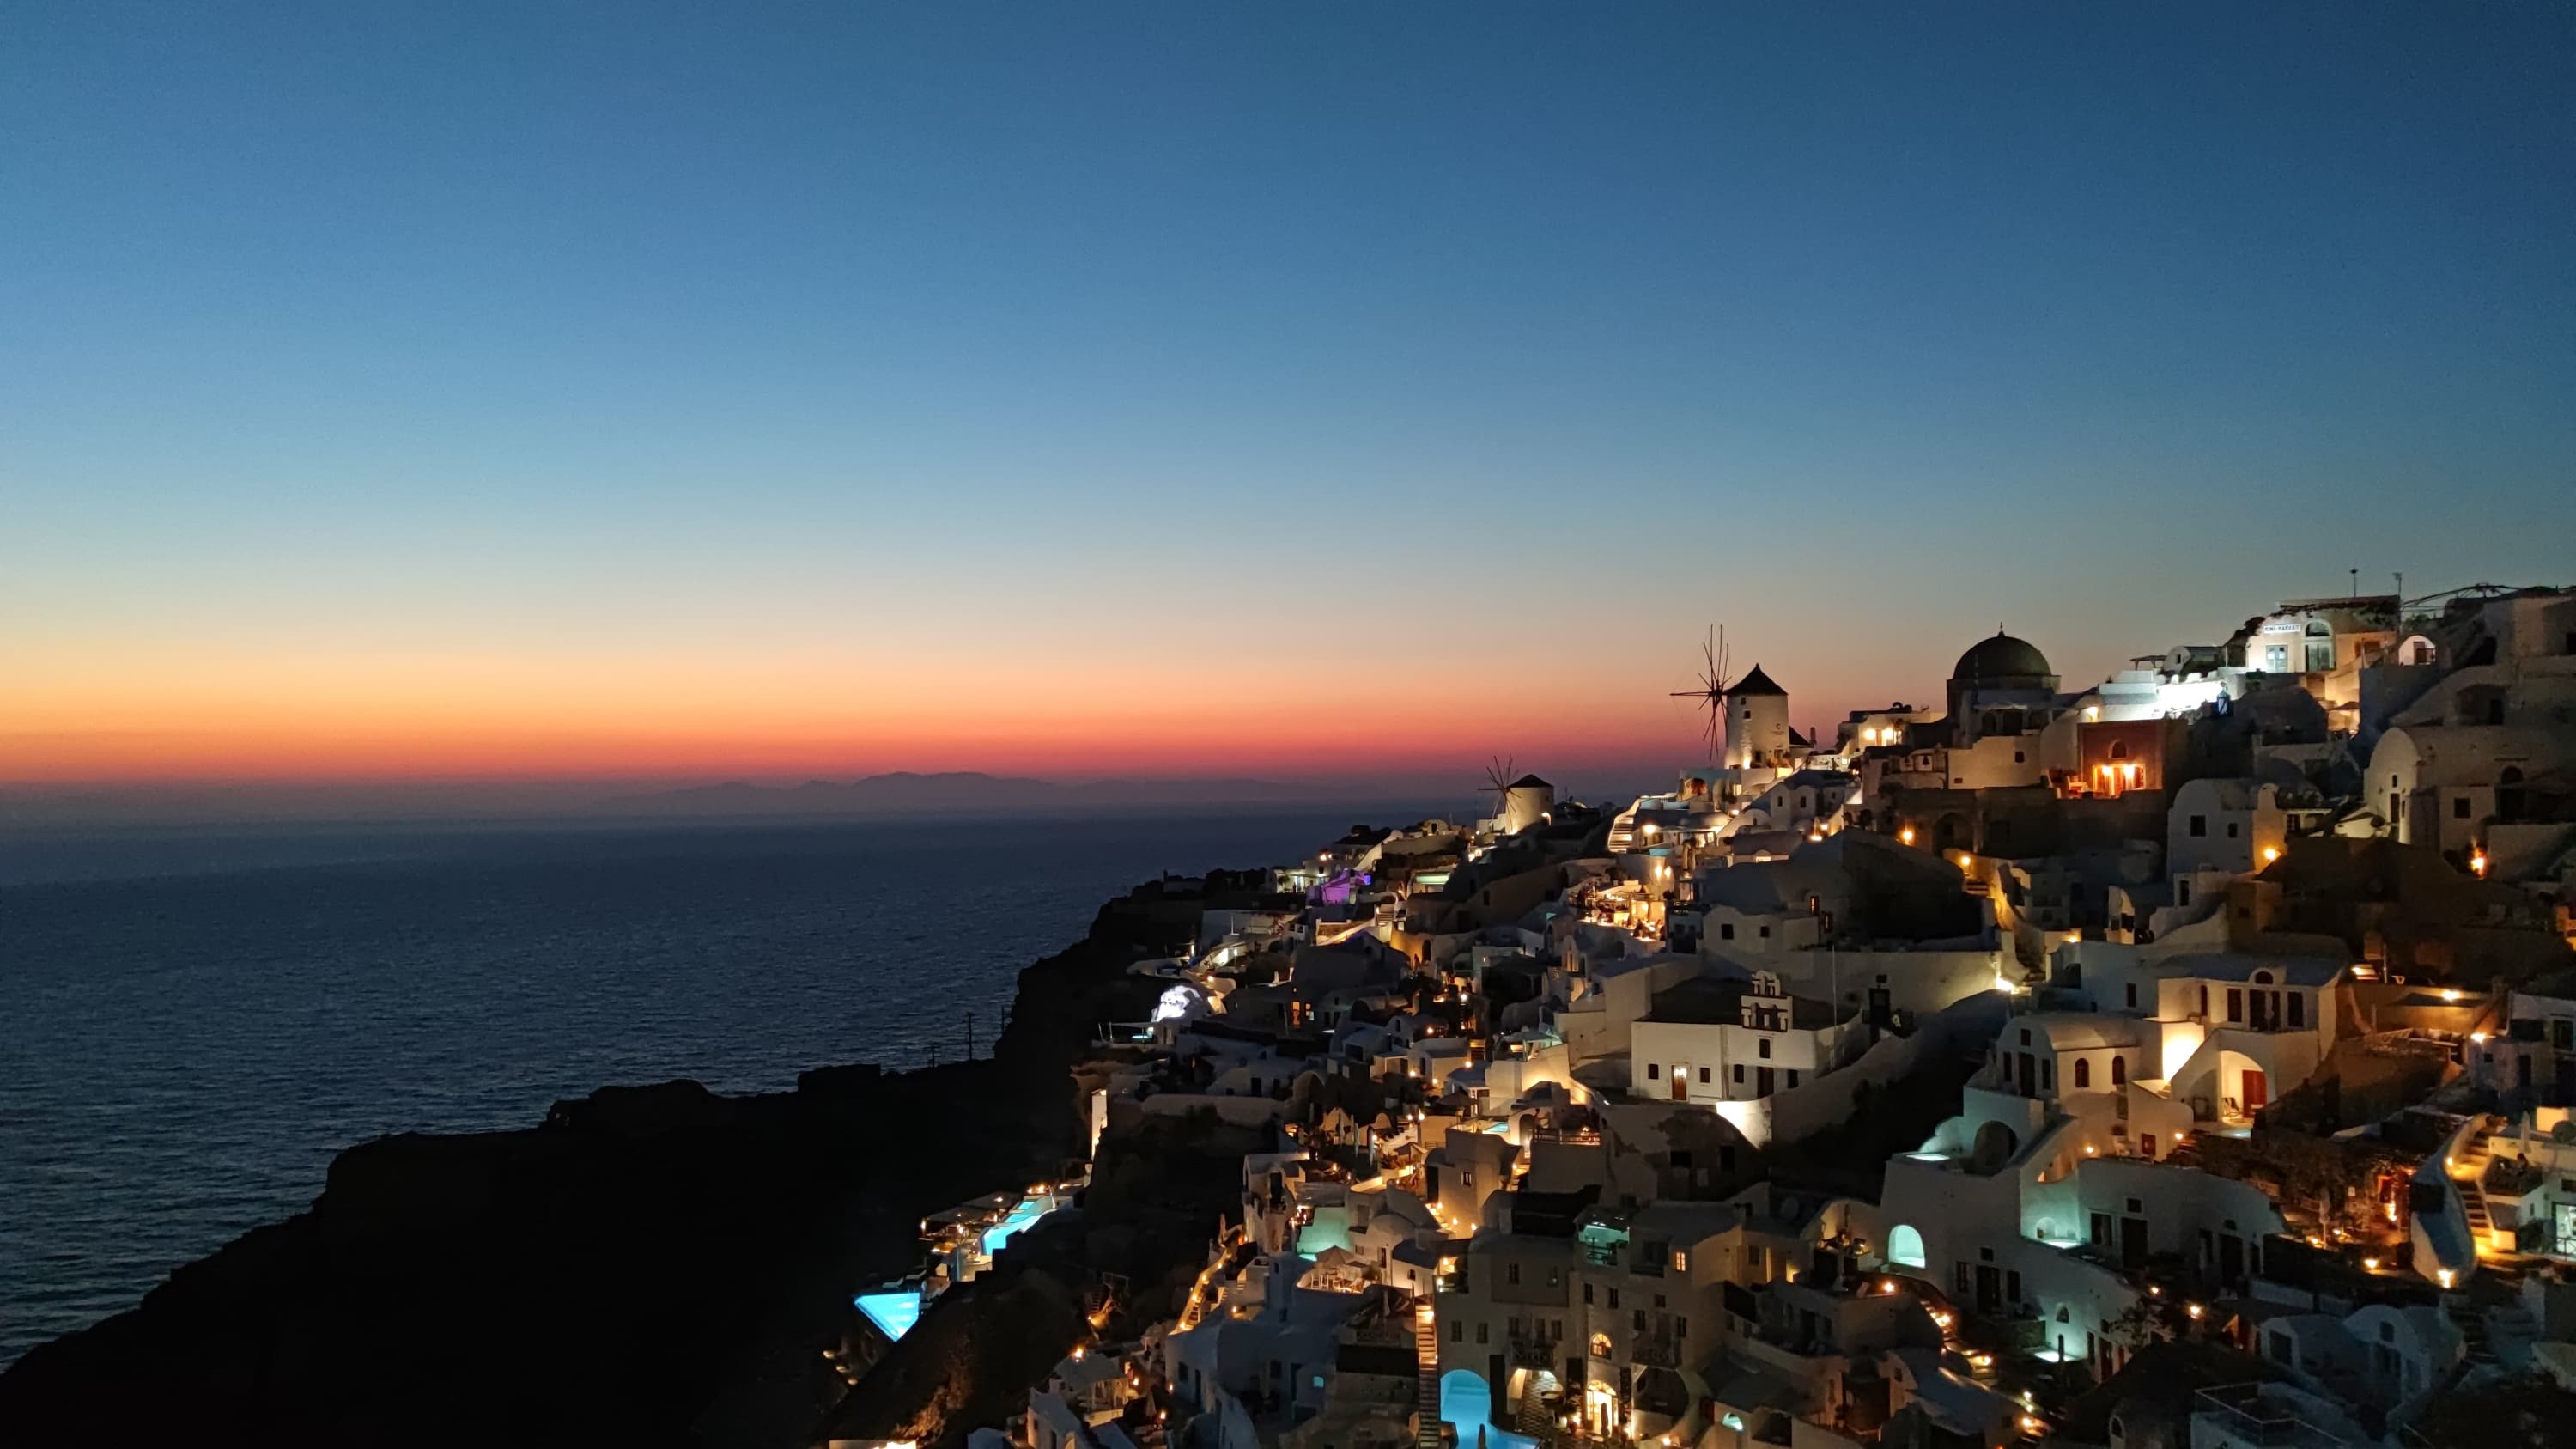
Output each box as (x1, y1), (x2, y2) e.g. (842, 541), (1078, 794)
(0, 880), (1218, 1449)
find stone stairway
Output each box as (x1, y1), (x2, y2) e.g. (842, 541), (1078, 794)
(1416, 1305), (1444, 1449)
(2453, 1125), (2498, 1248)
(2445, 1293), (2497, 1369)
(1515, 1375), (1555, 1441)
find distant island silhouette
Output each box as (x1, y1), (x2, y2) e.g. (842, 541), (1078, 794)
(596, 770), (1315, 817)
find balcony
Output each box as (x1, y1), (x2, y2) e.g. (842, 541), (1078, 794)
(2192, 1385), (2348, 1449)
(1508, 1332), (1563, 1369)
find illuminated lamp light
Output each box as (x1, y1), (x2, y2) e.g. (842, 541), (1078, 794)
(1899, 826), (1916, 845)
(2438, 1268), (2457, 1289)
(2262, 846), (2281, 864)
(2472, 1031), (2488, 1044)
(2441, 989), (2464, 1004)
(2363, 1257), (2382, 1271)
(2470, 851), (2488, 876)
(2186, 1302), (2204, 1320)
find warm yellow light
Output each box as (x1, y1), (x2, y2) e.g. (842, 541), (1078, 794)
(1899, 826), (1916, 845)
(2470, 853), (2487, 875)
(2438, 1268), (2456, 1289)
(2472, 1031), (2489, 1044)
(2362, 1257), (2382, 1270)
(2187, 1302), (2204, 1320)
(2441, 989), (2464, 1003)
(2262, 846), (2280, 863)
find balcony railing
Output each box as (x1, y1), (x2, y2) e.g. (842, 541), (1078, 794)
(2193, 1385), (2348, 1449)
(1508, 1333), (1562, 1368)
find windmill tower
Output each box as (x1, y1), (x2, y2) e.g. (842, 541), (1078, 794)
(1669, 626), (1789, 771)
(1482, 755), (1554, 835)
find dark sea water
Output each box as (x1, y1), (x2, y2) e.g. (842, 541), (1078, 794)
(0, 807), (1420, 1367)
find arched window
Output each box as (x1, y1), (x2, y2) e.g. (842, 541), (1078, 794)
(1886, 1224), (1927, 1269)
(2111, 740), (2129, 760)
(2074, 1058), (2092, 1089)
(2111, 1056), (2127, 1086)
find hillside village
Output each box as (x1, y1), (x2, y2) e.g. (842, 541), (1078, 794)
(826, 586), (2576, 1449)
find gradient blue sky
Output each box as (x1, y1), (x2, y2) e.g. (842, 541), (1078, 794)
(4, 3), (2571, 787)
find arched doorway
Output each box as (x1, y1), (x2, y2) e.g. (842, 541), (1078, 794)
(1441, 1369), (1535, 1449)
(1886, 1223), (1927, 1269)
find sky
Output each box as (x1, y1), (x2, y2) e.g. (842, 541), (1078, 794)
(4, 3), (2571, 798)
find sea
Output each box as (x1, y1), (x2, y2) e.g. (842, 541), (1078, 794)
(0, 807), (1436, 1367)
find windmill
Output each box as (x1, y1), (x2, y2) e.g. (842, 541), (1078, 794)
(1480, 755), (1518, 824)
(1670, 625), (1735, 764)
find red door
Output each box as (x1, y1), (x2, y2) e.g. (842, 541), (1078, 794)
(2242, 1068), (2268, 1113)
(1670, 1066), (1687, 1101)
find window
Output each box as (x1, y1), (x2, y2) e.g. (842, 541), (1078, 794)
(2041, 1059), (2054, 1088)
(1732, 1064), (1745, 1084)
(2226, 821), (2239, 837)
(1698, 1066), (1710, 1083)
(1583, 1282), (1595, 1305)
(2111, 1056), (2126, 1086)
(1450, 1320), (1462, 1343)
(2020, 1029), (2032, 1045)
(1672, 1251), (1689, 1273)
(2190, 815), (2208, 837)
(2177, 879), (2192, 907)
(1476, 1323), (1488, 1344)
(2198, 984), (2209, 1017)
(1508, 1263), (1521, 1285)
(2227, 989), (2244, 1023)
(2075, 1059), (2092, 1089)
(1646, 1062), (1661, 1080)
(2125, 983), (2138, 1008)
(1759, 1038), (1771, 1059)
(2287, 994), (2305, 1028)
(1632, 1310), (1647, 1332)
(1721, 923), (1735, 941)
(1759, 925), (1770, 939)
(2014, 751), (2026, 764)
(1608, 1288), (1619, 1309)
(2455, 796), (2472, 819)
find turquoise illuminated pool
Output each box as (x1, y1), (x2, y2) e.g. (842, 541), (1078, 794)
(981, 1196), (1048, 1254)
(855, 1288), (923, 1341)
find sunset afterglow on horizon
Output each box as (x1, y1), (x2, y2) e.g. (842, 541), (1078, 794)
(6, 4), (2569, 799)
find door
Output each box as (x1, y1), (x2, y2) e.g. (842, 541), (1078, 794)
(1670, 1065), (1687, 1101)
(2242, 1068), (2268, 1113)
(1974, 1264), (2001, 1315)
(2219, 1233), (2245, 1287)
(1756, 1066), (1776, 1096)
(2141, 1133), (2157, 1159)
(2120, 1217), (2148, 1271)
(2018, 1052), (2037, 1096)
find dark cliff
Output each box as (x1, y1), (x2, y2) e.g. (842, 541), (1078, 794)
(0, 876), (1235, 1448)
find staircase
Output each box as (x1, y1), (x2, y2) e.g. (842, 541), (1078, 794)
(1416, 1304), (1444, 1449)
(1515, 1375), (1555, 1442)
(2451, 1123), (2499, 1251)
(2445, 1293), (2497, 1370)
